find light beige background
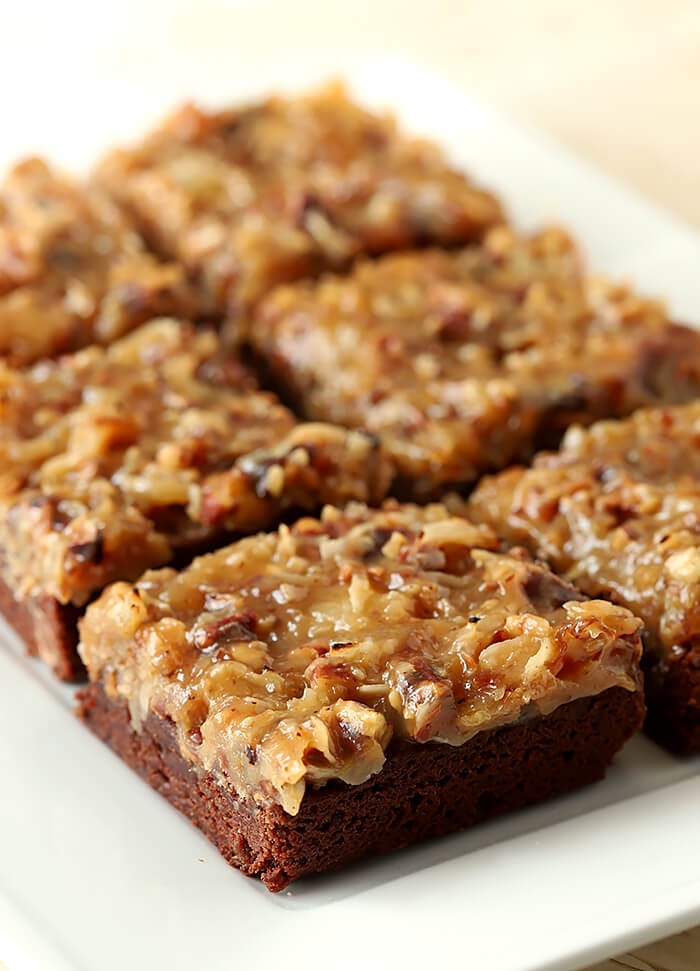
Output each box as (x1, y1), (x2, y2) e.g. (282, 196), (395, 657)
(7, 0), (698, 226)
(164, 0), (700, 228)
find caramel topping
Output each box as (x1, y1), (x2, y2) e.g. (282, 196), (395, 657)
(0, 320), (391, 605)
(79, 501), (642, 815)
(470, 402), (700, 663)
(0, 158), (194, 365)
(94, 83), (503, 319)
(252, 226), (700, 497)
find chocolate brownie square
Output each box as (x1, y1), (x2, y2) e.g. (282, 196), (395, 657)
(0, 158), (194, 365)
(0, 319), (390, 678)
(78, 500), (644, 890)
(250, 226), (700, 498)
(94, 84), (504, 326)
(470, 401), (700, 753)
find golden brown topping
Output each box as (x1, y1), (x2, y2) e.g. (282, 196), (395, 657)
(79, 501), (642, 814)
(251, 227), (700, 497)
(94, 84), (503, 321)
(469, 401), (700, 665)
(0, 158), (194, 365)
(0, 320), (391, 605)
(195, 423), (390, 531)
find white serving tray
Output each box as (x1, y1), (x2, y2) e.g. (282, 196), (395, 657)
(1, 54), (700, 971)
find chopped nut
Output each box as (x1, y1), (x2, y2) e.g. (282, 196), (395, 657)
(68, 534), (104, 565)
(263, 463), (285, 498)
(666, 548), (700, 584)
(189, 610), (258, 651)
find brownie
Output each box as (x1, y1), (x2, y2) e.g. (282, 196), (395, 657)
(77, 501), (644, 889)
(469, 402), (700, 754)
(0, 158), (194, 365)
(0, 320), (391, 678)
(78, 682), (644, 892)
(249, 226), (700, 499)
(93, 84), (504, 327)
(0, 557), (81, 679)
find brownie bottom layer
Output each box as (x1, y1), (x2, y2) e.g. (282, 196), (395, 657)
(0, 571), (83, 680)
(77, 683), (644, 892)
(645, 650), (700, 755)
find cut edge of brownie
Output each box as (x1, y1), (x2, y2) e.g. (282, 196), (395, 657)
(0, 568), (83, 681)
(0, 524), (250, 682)
(76, 682), (645, 892)
(644, 648), (700, 755)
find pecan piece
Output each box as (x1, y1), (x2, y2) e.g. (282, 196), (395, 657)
(189, 610), (258, 651)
